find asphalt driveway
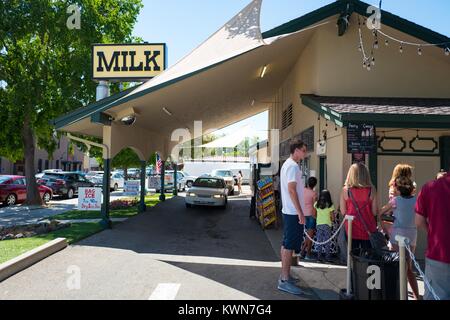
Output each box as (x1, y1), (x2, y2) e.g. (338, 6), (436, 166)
(0, 191), (316, 300)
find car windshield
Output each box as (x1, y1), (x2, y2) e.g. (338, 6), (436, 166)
(213, 170), (232, 177)
(193, 178), (224, 188)
(0, 176), (11, 184)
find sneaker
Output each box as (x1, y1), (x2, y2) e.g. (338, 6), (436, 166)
(304, 254), (316, 261)
(277, 279), (306, 296)
(279, 275), (299, 284)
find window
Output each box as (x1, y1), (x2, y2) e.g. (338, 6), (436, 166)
(38, 159), (42, 172)
(45, 159), (49, 170)
(193, 178), (225, 188)
(282, 104), (293, 130)
(56, 160), (59, 169)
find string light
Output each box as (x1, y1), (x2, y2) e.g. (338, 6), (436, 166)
(356, 13), (450, 72)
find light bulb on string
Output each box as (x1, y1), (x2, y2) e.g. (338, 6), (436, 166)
(385, 39), (389, 46)
(358, 44), (362, 52)
(371, 57), (376, 66)
(399, 43), (403, 53)
(418, 46), (422, 56)
(373, 40), (379, 49)
(445, 47), (450, 56)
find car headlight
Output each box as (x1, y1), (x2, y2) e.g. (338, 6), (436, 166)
(213, 194), (224, 198)
(187, 192), (196, 197)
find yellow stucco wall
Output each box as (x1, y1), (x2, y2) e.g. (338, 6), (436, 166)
(270, 15), (450, 206)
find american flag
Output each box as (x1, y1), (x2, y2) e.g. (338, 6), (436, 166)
(156, 153), (163, 174)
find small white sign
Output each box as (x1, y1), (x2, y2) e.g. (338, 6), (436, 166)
(78, 187), (102, 211)
(124, 180), (140, 196)
(317, 141), (327, 156)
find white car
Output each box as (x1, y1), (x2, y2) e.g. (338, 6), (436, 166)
(179, 171), (197, 188)
(185, 176), (228, 209)
(87, 171), (125, 191)
(165, 170), (186, 192)
(211, 169), (235, 195)
(35, 169), (63, 179)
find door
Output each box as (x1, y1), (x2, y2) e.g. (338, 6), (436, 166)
(377, 155), (441, 260)
(13, 178), (27, 201)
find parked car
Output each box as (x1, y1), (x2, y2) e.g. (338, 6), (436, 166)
(185, 176), (228, 209)
(0, 175), (53, 206)
(165, 171), (186, 192)
(211, 169), (235, 195)
(179, 171), (198, 188)
(35, 169), (63, 179)
(87, 171), (125, 191)
(37, 172), (94, 199)
(127, 168), (140, 179)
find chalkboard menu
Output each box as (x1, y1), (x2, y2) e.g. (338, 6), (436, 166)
(293, 126), (315, 152)
(347, 123), (376, 154)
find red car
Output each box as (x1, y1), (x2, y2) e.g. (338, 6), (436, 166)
(0, 175), (53, 206)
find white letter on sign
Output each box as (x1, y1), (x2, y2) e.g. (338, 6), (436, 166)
(366, 265), (381, 289)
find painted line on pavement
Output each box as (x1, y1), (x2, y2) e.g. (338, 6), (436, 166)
(148, 283), (181, 300)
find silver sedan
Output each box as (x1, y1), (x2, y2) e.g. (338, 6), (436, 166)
(185, 177), (228, 209)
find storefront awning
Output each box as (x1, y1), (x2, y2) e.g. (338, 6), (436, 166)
(301, 94), (450, 129)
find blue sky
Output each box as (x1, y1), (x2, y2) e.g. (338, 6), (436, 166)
(132, 0), (450, 137)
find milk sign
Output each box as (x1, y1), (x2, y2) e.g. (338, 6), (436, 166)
(78, 187), (102, 211)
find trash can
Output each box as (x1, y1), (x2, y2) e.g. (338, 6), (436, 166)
(351, 248), (400, 300)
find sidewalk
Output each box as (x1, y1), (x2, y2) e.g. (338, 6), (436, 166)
(263, 223), (426, 300)
(264, 226), (346, 300)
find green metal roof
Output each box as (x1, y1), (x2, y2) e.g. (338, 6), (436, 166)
(53, 0), (450, 131)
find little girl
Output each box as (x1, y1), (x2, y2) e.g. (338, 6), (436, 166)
(381, 176), (419, 300)
(314, 190), (335, 263)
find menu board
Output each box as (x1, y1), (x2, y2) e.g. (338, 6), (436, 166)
(347, 123), (376, 154)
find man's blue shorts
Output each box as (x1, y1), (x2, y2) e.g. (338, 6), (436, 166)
(305, 216), (316, 231)
(282, 214), (304, 252)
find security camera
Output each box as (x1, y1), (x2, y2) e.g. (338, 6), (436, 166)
(120, 115), (136, 126)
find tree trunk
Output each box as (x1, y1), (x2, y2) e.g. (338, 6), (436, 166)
(23, 114), (43, 206)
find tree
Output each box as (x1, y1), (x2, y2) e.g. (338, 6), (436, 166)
(0, 0), (143, 205)
(111, 148), (141, 180)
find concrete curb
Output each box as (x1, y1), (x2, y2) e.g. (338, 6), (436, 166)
(0, 237), (68, 282)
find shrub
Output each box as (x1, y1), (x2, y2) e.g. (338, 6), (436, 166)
(109, 198), (139, 210)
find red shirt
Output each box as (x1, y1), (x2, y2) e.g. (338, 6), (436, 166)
(415, 174), (450, 264)
(345, 187), (377, 240)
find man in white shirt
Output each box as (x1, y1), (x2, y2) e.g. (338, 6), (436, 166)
(278, 140), (307, 295)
